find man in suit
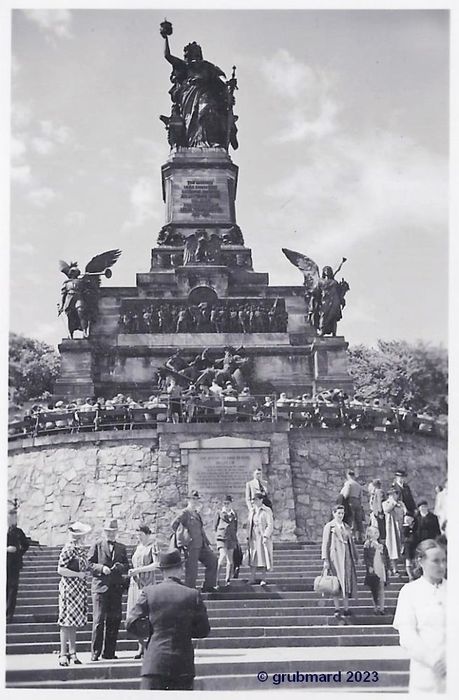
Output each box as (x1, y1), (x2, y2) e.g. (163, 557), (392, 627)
(88, 518), (129, 661)
(6, 503), (29, 623)
(245, 468), (271, 512)
(340, 469), (364, 543)
(127, 548), (210, 690)
(392, 469), (416, 516)
(415, 500), (441, 545)
(171, 491), (217, 592)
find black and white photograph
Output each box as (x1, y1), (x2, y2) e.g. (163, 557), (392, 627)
(3, 2), (456, 696)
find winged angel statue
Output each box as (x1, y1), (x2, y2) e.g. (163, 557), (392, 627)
(282, 249), (349, 337)
(58, 250), (121, 339)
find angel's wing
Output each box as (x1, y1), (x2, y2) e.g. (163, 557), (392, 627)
(282, 248), (320, 291)
(183, 233), (198, 264)
(85, 249), (121, 274)
(59, 259), (73, 278)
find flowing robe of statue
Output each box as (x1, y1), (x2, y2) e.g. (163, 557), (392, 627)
(170, 60), (228, 147)
(316, 277), (343, 336)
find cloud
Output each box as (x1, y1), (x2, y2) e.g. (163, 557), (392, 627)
(265, 130), (447, 260)
(22, 10), (73, 40)
(11, 164), (32, 184)
(123, 177), (160, 229)
(31, 121), (74, 155)
(261, 49), (339, 144)
(27, 187), (57, 208)
(12, 242), (36, 256)
(65, 211), (86, 226)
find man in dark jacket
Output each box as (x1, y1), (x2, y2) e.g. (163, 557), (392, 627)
(6, 504), (29, 623)
(392, 470), (416, 516)
(171, 491), (217, 591)
(126, 548), (210, 690)
(88, 518), (129, 661)
(415, 500), (441, 544)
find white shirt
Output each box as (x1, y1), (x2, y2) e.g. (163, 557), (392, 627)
(393, 576), (446, 693)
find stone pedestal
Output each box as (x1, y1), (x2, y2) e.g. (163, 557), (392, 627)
(54, 339), (95, 399)
(311, 337), (354, 395)
(161, 147), (238, 233)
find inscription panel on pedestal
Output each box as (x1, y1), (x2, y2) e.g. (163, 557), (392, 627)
(188, 448), (261, 495)
(170, 170), (233, 223)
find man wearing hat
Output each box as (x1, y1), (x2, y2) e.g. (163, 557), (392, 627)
(392, 470), (416, 516)
(126, 549), (210, 689)
(7, 503), (30, 623)
(171, 492), (218, 591)
(88, 518), (129, 661)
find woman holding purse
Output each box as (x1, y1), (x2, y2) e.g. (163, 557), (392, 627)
(321, 504), (358, 619)
(57, 521), (92, 666)
(127, 524), (159, 659)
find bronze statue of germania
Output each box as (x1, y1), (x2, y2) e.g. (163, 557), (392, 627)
(159, 20), (238, 150)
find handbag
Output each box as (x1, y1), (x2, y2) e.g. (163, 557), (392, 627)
(313, 572), (341, 596)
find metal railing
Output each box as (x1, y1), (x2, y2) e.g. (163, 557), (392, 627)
(7, 395), (447, 441)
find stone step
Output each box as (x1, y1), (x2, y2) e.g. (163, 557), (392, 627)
(7, 611), (395, 633)
(7, 632), (398, 655)
(6, 655), (409, 682)
(6, 615), (398, 644)
(7, 671), (409, 691)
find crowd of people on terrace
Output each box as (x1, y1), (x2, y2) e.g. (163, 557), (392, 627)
(8, 385), (447, 439)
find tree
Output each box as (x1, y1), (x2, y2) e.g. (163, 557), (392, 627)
(348, 340), (448, 416)
(9, 333), (61, 404)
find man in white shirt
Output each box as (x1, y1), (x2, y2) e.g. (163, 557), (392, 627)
(245, 468), (271, 512)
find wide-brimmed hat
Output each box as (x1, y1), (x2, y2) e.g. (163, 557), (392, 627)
(159, 549), (182, 570)
(69, 521), (91, 536)
(394, 469), (407, 477)
(188, 490), (201, 500)
(103, 518), (118, 531)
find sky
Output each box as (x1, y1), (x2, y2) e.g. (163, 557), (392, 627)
(9, 8), (449, 349)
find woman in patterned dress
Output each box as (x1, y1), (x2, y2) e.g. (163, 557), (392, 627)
(127, 524), (159, 658)
(57, 521), (91, 666)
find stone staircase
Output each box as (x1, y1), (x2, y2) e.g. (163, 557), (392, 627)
(6, 543), (409, 691)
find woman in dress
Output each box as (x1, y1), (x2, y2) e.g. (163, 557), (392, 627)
(57, 521), (91, 666)
(247, 492), (274, 586)
(127, 524), (159, 659)
(321, 504), (359, 619)
(363, 525), (390, 615)
(214, 495), (238, 586)
(382, 488), (406, 576)
(393, 539), (447, 693)
(368, 478), (386, 540)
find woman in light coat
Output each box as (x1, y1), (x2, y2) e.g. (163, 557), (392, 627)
(247, 492), (274, 585)
(382, 489), (405, 575)
(321, 504), (358, 619)
(393, 539), (446, 693)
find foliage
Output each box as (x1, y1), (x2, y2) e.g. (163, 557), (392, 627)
(9, 333), (60, 404)
(348, 340), (448, 416)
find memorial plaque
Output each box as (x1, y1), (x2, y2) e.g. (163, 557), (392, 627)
(170, 170), (233, 223)
(188, 448), (262, 495)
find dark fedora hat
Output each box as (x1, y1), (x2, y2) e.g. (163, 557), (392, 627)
(394, 469), (407, 477)
(159, 549), (182, 570)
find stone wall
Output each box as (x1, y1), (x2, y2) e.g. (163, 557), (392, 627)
(289, 429), (447, 541)
(8, 425), (447, 546)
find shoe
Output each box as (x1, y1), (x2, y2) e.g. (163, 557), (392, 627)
(259, 580), (267, 587)
(102, 655), (118, 660)
(333, 610), (342, 618)
(379, 610), (386, 615)
(134, 652), (144, 659)
(201, 586), (218, 593)
(69, 652), (82, 665)
(58, 654), (69, 667)
(91, 654), (100, 662)
(341, 609), (352, 617)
